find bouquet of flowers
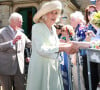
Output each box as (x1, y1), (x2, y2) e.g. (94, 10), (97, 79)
(91, 11), (100, 28)
(61, 25), (75, 41)
(65, 25), (75, 40)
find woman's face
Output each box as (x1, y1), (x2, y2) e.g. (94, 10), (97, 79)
(88, 7), (96, 21)
(45, 10), (60, 26)
(70, 17), (79, 29)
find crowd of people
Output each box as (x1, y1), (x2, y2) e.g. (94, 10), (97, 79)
(0, 0), (100, 90)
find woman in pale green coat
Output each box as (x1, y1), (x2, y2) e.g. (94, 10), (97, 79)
(26, 1), (80, 90)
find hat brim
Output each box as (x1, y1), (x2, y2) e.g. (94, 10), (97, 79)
(33, 1), (62, 23)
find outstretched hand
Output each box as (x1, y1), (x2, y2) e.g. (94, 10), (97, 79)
(85, 30), (96, 41)
(64, 41), (79, 54)
(13, 35), (21, 44)
(85, 30), (95, 37)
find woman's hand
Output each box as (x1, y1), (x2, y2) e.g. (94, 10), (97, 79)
(59, 41), (91, 54)
(64, 41), (79, 54)
(59, 41), (79, 54)
(85, 30), (95, 42)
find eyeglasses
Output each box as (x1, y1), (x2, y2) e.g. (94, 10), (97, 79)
(88, 10), (96, 16)
(54, 25), (63, 29)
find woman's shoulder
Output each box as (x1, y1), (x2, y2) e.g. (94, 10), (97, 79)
(32, 23), (46, 34)
(32, 23), (44, 28)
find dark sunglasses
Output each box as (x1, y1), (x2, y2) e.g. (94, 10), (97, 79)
(88, 10), (96, 16)
(54, 25), (63, 29)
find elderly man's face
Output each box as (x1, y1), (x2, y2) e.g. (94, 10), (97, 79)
(15, 18), (23, 28)
(11, 17), (23, 28)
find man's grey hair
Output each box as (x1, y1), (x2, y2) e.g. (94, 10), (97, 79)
(8, 12), (23, 24)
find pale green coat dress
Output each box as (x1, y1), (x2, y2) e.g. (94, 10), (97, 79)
(26, 23), (64, 90)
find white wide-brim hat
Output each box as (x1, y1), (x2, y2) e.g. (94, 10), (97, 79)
(33, 0), (62, 23)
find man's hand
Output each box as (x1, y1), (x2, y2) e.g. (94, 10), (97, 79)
(26, 57), (30, 63)
(13, 35), (21, 44)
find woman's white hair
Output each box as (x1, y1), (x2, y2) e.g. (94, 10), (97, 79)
(8, 12), (22, 24)
(70, 11), (85, 24)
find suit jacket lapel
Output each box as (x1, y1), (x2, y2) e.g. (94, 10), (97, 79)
(6, 26), (15, 39)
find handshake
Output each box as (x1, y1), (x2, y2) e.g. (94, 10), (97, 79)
(61, 41), (79, 54)
(59, 41), (90, 54)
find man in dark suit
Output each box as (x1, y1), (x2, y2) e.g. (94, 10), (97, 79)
(0, 12), (31, 90)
